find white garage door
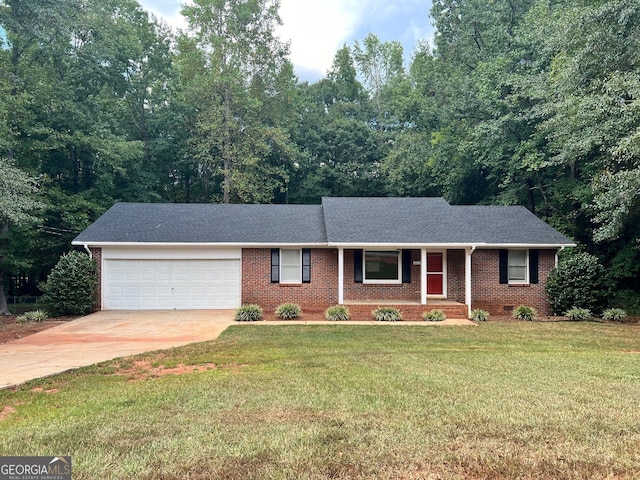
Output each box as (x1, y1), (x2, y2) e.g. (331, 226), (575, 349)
(103, 259), (241, 310)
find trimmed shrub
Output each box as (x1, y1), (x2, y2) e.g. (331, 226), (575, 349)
(422, 309), (446, 322)
(234, 304), (263, 322)
(513, 305), (537, 321)
(372, 307), (402, 322)
(39, 251), (98, 316)
(16, 310), (48, 323)
(275, 302), (301, 320)
(602, 308), (627, 322)
(325, 305), (350, 321)
(546, 253), (612, 315)
(470, 309), (490, 322)
(565, 307), (592, 321)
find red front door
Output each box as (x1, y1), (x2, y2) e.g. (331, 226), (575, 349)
(426, 253), (444, 295)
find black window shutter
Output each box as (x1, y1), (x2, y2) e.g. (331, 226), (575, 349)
(402, 250), (412, 283)
(499, 249), (508, 284)
(271, 248), (280, 283)
(354, 249), (363, 283)
(302, 249), (311, 283)
(529, 249), (539, 284)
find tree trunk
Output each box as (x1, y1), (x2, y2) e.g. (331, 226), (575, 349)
(0, 222), (10, 315)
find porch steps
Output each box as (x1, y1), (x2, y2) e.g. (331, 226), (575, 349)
(345, 303), (468, 322)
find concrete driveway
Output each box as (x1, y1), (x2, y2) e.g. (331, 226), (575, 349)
(0, 310), (235, 389)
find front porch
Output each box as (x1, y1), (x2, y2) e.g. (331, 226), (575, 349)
(343, 300), (469, 321)
(337, 247), (474, 318)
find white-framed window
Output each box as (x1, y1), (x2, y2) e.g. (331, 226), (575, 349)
(364, 250), (401, 284)
(508, 249), (528, 284)
(280, 249), (302, 284)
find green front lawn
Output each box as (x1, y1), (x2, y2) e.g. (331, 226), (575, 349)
(1, 323), (640, 479)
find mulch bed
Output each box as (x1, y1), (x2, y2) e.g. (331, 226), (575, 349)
(0, 315), (68, 345)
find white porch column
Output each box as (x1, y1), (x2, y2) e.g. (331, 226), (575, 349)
(465, 247), (475, 317)
(338, 247), (344, 304)
(421, 248), (427, 305)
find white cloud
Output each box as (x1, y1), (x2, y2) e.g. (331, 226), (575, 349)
(277, 0), (361, 81)
(137, 0), (434, 82)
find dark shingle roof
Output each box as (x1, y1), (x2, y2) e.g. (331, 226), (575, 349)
(73, 203), (327, 244)
(321, 197), (574, 246)
(73, 198), (575, 247)
(453, 205), (574, 245)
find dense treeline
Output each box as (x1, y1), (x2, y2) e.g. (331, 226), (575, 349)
(1, 0), (639, 313)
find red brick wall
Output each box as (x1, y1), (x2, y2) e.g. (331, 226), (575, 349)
(89, 247), (102, 311)
(242, 248), (338, 312)
(447, 249), (465, 303)
(471, 249), (556, 315)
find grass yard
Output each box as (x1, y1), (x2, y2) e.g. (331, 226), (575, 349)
(1, 322), (640, 479)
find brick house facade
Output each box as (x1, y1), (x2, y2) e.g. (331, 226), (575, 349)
(74, 198), (574, 316)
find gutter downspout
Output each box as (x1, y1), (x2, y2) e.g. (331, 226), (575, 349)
(555, 246), (565, 267)
(83, 244), (92, 259)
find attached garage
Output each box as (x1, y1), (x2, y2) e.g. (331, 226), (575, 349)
(100, 247), (241, 310)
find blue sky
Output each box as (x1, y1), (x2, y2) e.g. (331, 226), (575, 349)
(138, 0), (435, 83)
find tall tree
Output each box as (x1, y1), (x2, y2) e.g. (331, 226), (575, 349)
(180, 0), (295, 203)
(0, 159), (40, 314)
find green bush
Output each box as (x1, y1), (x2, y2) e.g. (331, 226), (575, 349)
(372, 307), (402, 322)
(470, 309), (490, 322)
(565, 307), (592, 321)
(325, 305), (350, 321)
(602, 308), (628, 322)
(234, 304), (263, 322)
(513, 305), (537, 321)
(422, 309), (446, 322)
(546, 253), (612, 315)
(275, 302), (301, 320)
(39, 251), (98, 316)
(15, 310), (48, 323)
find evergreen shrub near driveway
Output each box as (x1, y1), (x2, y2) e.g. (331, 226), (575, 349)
(39, 251), (97, 316)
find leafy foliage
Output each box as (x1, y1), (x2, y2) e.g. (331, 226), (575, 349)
(470, 309), (490, 322)
(325, 305), (350, 321)
(565, 307), (592, 322)
(40, 252), (97, 316)
(602, 308), (628, 322)
(546, 253), (612, 315)
(372, 307), (402, 322)
(275, 303), (301, 320)
(234, 304), (263, 322)
(422, 309), (446, 322)
(513, 305), (537, 322)
(15, 310), (48, 323)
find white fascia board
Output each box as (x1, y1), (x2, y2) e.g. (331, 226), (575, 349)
(72, 241), (330, 248)
(477, 243), (577, 249)
(328, 243), (482, 249)
(327, 242), (576, 249)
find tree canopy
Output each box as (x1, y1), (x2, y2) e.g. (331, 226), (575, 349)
(1, 0), (639, 309)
